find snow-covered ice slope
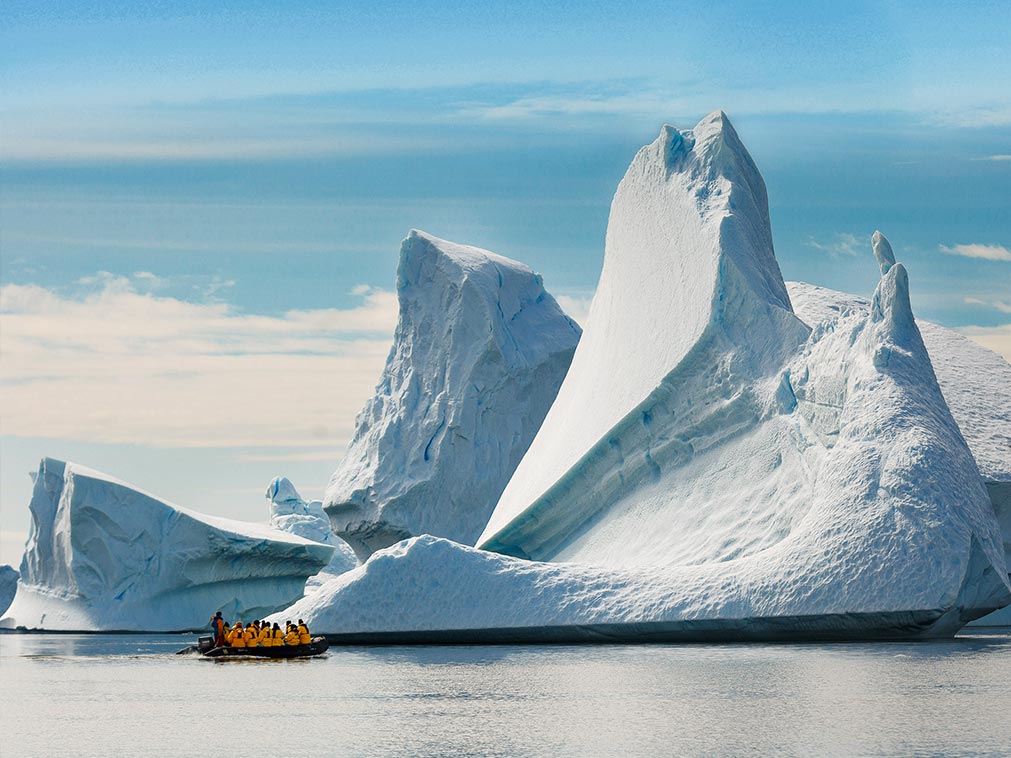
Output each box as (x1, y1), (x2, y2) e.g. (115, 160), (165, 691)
(0, 565), (17, 616)
(324, 230), (580, 560)
(280, 527), (1002, 641)
(788, 280), (1011, 625)
(267, 476), (357, 586)
(470, 113), (1008, 632)
(1, 459), (335, 631)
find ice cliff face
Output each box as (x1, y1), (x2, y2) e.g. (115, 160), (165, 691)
(324, 230), (581, 560)
(473, 112), (1008, 630)
(1, 459), (335, 631)
(0, 565), (17, 616)
(267, 476), (357, 585)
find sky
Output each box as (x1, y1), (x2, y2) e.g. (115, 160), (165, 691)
(1, 0), (1009, 566)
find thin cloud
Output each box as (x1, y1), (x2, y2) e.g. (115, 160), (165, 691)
(806, 233), (864, 258)
(0, 278), (397, 448)
(963, 297), (1011, 314)
(555, 293), (594, 326)
(972, 154), (1011, 161)
(940, 243), (1011, 262)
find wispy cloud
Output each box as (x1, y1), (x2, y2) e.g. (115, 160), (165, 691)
(963, 297), (1011, 314)
(928, 105), (1011, 129)
(956, 324), (1011, 362)
(0, 277), (397, 448)
(806, 233), (864, 258)
(972, 154), (1011, 161)
(554, 293), (594, 326)
(939, 243), (1011, 262)
(232, 449), (342, 463)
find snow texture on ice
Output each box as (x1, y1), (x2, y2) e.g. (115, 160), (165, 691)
(267, 476), (357, 586)
(788, 280), (1011, 625)
(324, 230), (580, 560)
(1, 459), (335, 631)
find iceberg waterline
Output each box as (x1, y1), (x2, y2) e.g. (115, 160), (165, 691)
(8, 112), (1010, 638)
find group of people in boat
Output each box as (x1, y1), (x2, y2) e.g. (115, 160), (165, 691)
(210, 611), (311, 648)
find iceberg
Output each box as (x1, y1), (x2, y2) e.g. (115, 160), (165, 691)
(267, 476), (357, 586)
(1, 458), (335, 631)
(324, 230), (581, 560)
(282, 112), (1007, 641)
(787, 280), (1011, 625)
(475, 113), (1007, 629)
(0, 564), (17, 616)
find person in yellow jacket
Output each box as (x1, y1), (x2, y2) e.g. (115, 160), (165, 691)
(228, 622), (247, 648)
(297, 619), (311, 645)
(242, 624), (257, 647)
(284, 626), (300, 646)
(271, 623), (284, 646)
(257, 622), (272, 647)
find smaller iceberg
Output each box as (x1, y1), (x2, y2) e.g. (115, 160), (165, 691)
(324, 230), (580, 560)
(0, 565), (17, 616)
(266, 476), (357, 587)
(1, 458), (335, 631)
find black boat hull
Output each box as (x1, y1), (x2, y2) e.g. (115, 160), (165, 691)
(198, 636), (329, 658)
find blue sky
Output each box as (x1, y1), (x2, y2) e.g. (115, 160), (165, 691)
(1, 0), (1009, 565)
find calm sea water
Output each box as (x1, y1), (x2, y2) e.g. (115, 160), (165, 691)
(2, 630), (1010, 757)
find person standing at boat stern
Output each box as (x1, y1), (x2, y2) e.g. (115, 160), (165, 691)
(211, 611), (227, 647)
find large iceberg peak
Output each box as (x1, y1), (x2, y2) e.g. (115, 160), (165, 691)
(481, 111), (809, 552)
(324, 230), (580, 560)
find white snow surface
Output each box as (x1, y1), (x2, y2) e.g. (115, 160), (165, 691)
(1, 459), (335, 631)
(0, 564), (17, 616)
(267, 476), (357, 585)
(324, 229), (580, 560)
(283, 113), (1009, 637)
